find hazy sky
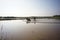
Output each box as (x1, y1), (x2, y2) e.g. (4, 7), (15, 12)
(0, 0), (60, 16)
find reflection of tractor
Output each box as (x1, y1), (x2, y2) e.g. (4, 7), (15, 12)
(33, 17), (36, 21)
(26, 17), (36, 21)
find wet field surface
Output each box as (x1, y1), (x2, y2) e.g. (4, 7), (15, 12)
(0, 19), (60, 40)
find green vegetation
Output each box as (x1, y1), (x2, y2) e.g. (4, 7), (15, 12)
(53, 15), (60, 19)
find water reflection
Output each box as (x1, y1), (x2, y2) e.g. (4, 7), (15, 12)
(26, 19), (36, 24)
(26, 19), (60, 24)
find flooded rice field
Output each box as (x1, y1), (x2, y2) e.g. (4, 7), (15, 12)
(0, 19), (60, 40)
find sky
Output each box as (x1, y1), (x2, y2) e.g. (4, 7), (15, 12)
(0, 0), (60, 16)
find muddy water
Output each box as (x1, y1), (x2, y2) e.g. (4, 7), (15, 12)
(0, 19), (60, 40)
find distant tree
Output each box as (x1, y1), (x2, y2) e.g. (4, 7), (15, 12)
(53, 15), (60, 17)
